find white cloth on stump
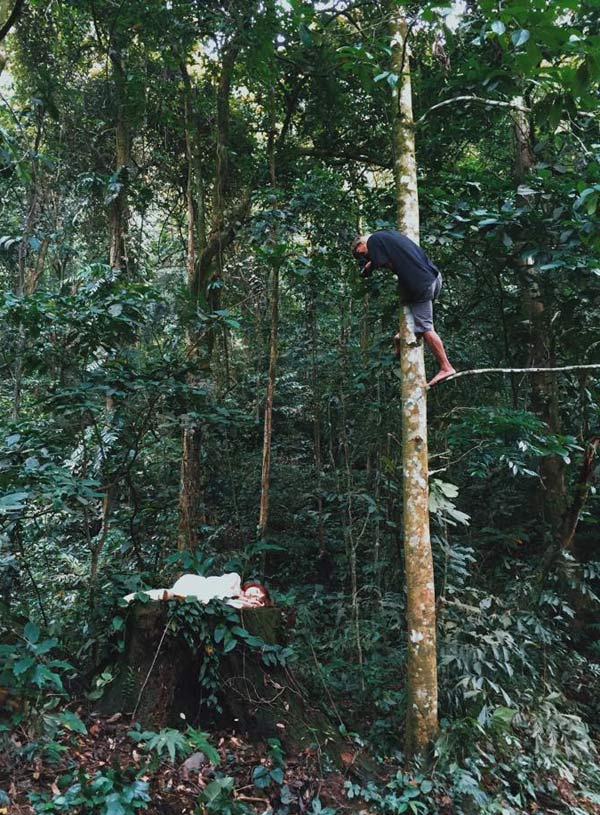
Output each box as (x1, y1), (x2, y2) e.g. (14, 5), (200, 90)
(123, 572), (243, 606)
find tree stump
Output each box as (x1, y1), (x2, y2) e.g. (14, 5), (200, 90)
(98, 600), (339, 750)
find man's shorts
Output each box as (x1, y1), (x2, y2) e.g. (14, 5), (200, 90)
(406, 274), (442, 335)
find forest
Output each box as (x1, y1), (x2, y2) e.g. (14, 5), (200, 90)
(1, 0), (599, 812)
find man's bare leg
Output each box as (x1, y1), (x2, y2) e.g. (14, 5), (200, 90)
(393, 329), (455, 385)
(422, 329), (455, 386)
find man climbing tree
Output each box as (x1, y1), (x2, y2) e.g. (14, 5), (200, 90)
(352, 230), (455, 386)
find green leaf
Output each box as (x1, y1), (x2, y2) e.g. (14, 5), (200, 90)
(490, 706), (516, 730)
(32, 664), (64, 690)
(0, 491), (29, 511)
(24, 620), (40, 644)
(186, 728), (220, 765)
(491, 21), (505, 35)
(517, 184), (536, 197)
(59, 710), (88, 734)
(270, 767), (284, 784)
(511, 29), (530, 47)
(142, 727), (189, 762)
(281, 785), (294, 805)
(34, 637), (58, 655)
(586, 193), (598, 215)
(104, 793), (126, 815)
(299, 22), (313, 47)
(112, 616), (125, 632)
(242, 635), (264, 648)
(13, 656), (36, 675)
(222, 638), (237, 654)
(573, 186), (600, 211)
(203, 777), (234, 803)
(253, 765), (271, 788)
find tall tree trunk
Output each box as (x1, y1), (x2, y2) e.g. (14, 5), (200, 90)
(258, 262), (280, 544)
(13, 106), (45, 420)
(92, 49), (130, 595)
(336, 294), (364, 685)
(309, 289), (329, 583)
(108, 48), (130, 272)
(513, 101), (566, 533)
(178, 65), (209, 551)
(177, 40), (241, 550)
(257, 18), (280, 555)
(390, 7), (438, 757)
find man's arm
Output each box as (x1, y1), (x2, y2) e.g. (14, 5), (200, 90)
(365, 234), (391, 274)
(358, 257), (374, 278)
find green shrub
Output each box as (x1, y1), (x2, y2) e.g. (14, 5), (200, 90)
(29, 766), (150, 814)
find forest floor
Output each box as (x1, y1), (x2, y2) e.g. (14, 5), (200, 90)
(3, 711), (600, 814)
(2, 711), (369, 815)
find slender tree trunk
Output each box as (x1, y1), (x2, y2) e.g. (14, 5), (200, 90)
(258, 262), (280, 544)
(390, 7), (438, 757)
(308, 287), (334, 586)
(340, 389), (365, 690)
(212, 45), (237, 234)
(13, 107), (44, 419)
(492, 265), (518, 408)
(179, 423), (206, 550)
(90, 493), (111, 609)
(178, 65), (209, 551)
(92, 51), (130, 587)
(177, 41), (241, 550)
(108, 48), (130, 272)
(309, 290), (327, 575)
(561, 438), (599, 556)
(337, 295), (364, 685)
(25, 237), (49, 295)
(513, 101), (566, 532)
(373, 372), (383, 598)
(254, 287), (266, 423)
(258, 30), (280, 555)
(267, 85), (277, 187)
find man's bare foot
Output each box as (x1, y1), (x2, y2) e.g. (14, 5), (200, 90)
(427, 368), (456, 387)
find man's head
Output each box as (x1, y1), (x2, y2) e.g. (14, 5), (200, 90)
(351, 234), (371, 259)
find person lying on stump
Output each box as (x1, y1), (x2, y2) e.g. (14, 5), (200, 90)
(352, 229), (456, 386)
(123, 573), (271, 608)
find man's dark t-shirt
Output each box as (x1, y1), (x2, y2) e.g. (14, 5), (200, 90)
(366, 230), (439, 302)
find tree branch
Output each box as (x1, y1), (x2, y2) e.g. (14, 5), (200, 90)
(0, 0), (25, 43)
(438, 364), (600, 384)
(416, 95), (531, 126)
(562, 437), (599, 553)
(197, 192), (251, 292)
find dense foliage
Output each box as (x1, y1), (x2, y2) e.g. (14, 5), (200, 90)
(1, 0), (599, 812)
